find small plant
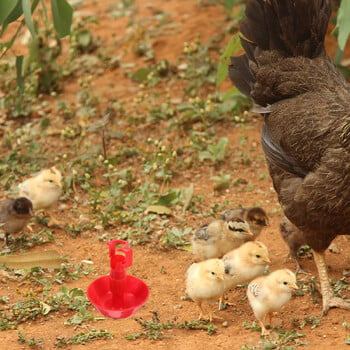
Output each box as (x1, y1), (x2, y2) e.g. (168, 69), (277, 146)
(64, 307), (95, 327)
(54, 329), (113, 348)
(199, 137), (228, 163)
(179, 39), (218, 97)
(211, 172), (231, 191)
(177, 320), (217, 335)
(143, 138), (178, 183)
(17, 332), (44, 348)
(161, 227), (191, 249)
(292, 316), (321, 330)
(126, 311), (217, 341)
(241, 329), (307, 349)
(128, 310), (175, 340)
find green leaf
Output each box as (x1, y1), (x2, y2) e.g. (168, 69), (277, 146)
(222, 87), (241, 101)
(51, 0), (73, 38)
(0, 0), (17, 25)
(76, 29), (93, 48)
(15, 56), (24, 94)
(22, 0), (37, 39)
(1, 0), (39, 36)
(181, 184), (194, 213)
(223, 0), (238, 12)
(41, 302), (52, 315)
(131, 68), (151, 83)
(336, 0), (350, 50)
(1, 0), (22, 26)
(157, 190), (179, 206)
(216, 34), (242, 89)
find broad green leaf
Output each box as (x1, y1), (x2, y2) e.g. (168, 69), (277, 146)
(337, 0), (350, 50)
(22, 0), (37, 39)
(51, 0), (73, 38)
(1, 0), (22, 27)
(0, 0), (17, 25)
(1, 0), (39, 36)
(222, 86), (240, 101)
(216, 34), (242, 89)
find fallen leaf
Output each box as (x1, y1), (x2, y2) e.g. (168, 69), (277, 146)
(0, 250), (64, 269)
(145, 205), (172, 216)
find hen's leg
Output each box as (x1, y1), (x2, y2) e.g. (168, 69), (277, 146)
(312, 250), (350, 315)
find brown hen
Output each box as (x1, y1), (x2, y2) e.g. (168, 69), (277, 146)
(229, 0), (350, 314)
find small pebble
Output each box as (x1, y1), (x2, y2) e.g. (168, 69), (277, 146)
(222, 321), (229, 327)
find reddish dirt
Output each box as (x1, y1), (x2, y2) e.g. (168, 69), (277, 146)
(1, 0), (350, 349)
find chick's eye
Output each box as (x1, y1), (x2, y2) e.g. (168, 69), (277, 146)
(256, 254), (261, 258)
(211, 271), (216, 276)
(283, 281), (288, 285)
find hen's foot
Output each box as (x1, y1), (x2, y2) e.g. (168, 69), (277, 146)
(312, 249), (350, 315)
(322, 295), (350, 316)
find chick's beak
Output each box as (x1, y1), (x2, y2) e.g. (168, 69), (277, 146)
(245, 231), (254, 237)
(218, 273), (225, 281)
(263, 257), (271, 264)
(56, 181), (63, 188)
(291, 283), (298, 290)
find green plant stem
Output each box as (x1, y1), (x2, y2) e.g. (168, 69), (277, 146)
(0, 20), (24, 59)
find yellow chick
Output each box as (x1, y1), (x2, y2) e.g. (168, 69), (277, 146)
(19, 167), (63, 226)
(191, 218), (254, 260)
(221, 207), (269, 240)
(186, 258), (225, 321)
(220, 241), (270, 310)
(247, 269), (298, 336)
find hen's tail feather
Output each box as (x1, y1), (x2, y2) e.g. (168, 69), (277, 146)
(229, 0), (332, 105)
(240, 0), (331, 58)
(229, 56), (254, 97)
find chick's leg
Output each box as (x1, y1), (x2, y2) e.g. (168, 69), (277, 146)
(312, 249), (350, 315)
(47, 212), (62, 227)
(4, 233), (9, 247)
(219, 294), (233, 310)
(197, 302), (206, 320)
(208, 305), (214, 322)
(290, 249), (309, 275)
(218, 295), (225, 310)
(258, 318), (269, 336)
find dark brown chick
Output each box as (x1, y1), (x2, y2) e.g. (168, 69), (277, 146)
(229, 0), (350, 314)
(0, 197), (33, 246)
(221, 207), (269, 240)
(280, 215), (308, 274)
